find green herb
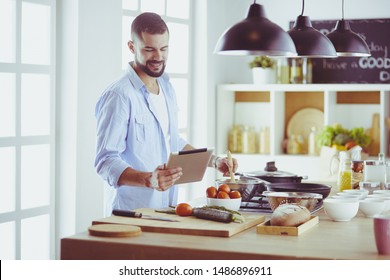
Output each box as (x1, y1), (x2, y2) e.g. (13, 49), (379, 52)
(249, 56), (276, 69)
(316, 123), (371, 148)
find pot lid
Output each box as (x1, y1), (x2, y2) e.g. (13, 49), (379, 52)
(246, 161), (299, 178)
(246, 170), (298, 178)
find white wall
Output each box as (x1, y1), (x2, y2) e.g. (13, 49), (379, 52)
(56, 0), (122, 258)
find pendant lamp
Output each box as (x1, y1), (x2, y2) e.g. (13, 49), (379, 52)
(214, 0), (297, 56)
(288, 0), (337, 57)
(326, 0), (371, 57)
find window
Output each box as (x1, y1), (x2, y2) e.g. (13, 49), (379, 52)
(122, 0), (192, 138)
(0, 0), (56, 260)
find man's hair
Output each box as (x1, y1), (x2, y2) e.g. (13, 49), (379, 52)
(131, 12), (169, 40)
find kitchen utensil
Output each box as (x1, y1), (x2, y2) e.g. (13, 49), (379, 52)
(216, 176), (267, 202)
(88, 224), (142, 237)
(264, 182), (332, 199)
(96, 208), (266, 237)
(245, 161), (307, 183)
(261, 191), (323, 212)
(227, 150), (236, 183)
(112, 209), (180, 222)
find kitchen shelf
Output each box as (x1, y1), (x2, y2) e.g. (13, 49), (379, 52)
(216, 84), (390, 180)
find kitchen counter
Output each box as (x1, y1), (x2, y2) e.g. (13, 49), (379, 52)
(60, 209), (390, 260)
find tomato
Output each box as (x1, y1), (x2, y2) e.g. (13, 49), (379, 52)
(217, 191), (230, 199)
(218, 184), (231, 194)
(345, 141), (357, 150)
(229, 190), (241, 199)
(206, 186), (218, 198)
(175, 203), (193, 216)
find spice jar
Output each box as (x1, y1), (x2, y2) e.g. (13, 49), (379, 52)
(351, 160), (364, 190)
(289, 58), (303, 84)
(228, 125), (241, 153)
(241, 126), (256, 154)
(287, 134), (302, 154)
(259, 127), (270, 154)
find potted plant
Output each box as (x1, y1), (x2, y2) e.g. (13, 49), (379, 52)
(249, 56), (277, 84)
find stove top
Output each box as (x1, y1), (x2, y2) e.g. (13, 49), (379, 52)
(239, 196), (324, 214)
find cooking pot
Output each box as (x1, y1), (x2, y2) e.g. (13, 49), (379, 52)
(244, 161), (307, 183)
(215, 175), (267, 202)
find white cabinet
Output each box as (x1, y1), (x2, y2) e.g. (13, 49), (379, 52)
(216, 84), (390, 180)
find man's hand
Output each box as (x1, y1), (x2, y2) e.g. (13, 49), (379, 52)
(148, 165), (183, 191)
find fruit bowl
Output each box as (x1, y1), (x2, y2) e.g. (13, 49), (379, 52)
(262, 191), (323, 212)
(206, 197), (242, 211)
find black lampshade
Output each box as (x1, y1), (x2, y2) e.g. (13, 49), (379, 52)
(327, 20), (371, 57)
(288, 15), (337, 58)
(214, 2), (297, 56)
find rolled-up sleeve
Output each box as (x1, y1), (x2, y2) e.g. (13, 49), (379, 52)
(95, 90), (130, 188)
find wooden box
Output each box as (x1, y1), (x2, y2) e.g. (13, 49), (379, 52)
(256, 216), (319, 236)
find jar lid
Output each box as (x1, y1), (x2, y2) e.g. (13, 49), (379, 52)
(364, 160), (385, 166)
(359, 181), (381, 188)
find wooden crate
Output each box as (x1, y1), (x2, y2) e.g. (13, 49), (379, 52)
(256, 216), (319, 236)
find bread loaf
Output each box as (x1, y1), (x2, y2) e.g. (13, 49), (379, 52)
(270, 204), (311, 227)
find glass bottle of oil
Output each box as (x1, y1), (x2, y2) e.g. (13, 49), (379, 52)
(337, 151), (352, 191)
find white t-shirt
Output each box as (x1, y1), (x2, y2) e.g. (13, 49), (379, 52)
(149, 85), (171, 156)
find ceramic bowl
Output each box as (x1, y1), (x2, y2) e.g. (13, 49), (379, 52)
(366, 196), (390, 213)
(323, 198), (359, 222)
(359, 199), (385, 218)
(373, 190), (390, 196)
(329, 195), (359, 201)
(342, 189), (369, 199)
(207, 197), (242, 211)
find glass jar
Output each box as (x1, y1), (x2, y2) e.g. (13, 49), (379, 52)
(228, 125), (241, 153)
(289, 58), (303, 84)
(359, 181), (381, 195)
(386, 161), (390, 184)
(241, 126), (256, 154)
(259, 126), (270, 154)
(364, 160), (386, 187)
(287, 134), (302, 154)
(351, 160), (364, 190)
(337, 151), (352, 191)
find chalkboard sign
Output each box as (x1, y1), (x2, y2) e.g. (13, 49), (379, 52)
(290, 18), (390, 84)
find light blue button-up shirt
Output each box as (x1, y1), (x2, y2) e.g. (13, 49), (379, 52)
(94, 64), (188, 210)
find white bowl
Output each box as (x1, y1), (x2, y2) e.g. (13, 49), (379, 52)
(343, 189), (369, 199)
(366, 196), (390, 213)
(373, 190), (390, 196)
(323, 199), (359, 222)
(207, 197), (242, 211)
(359, 199), (385, 218)
(332, 194), (360, 201)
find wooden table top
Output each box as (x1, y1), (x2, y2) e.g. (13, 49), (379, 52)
(61, 209), (390, 260)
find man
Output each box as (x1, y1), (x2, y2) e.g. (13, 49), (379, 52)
(95, 12), (237, 211)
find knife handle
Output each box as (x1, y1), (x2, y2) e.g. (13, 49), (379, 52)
(112, 209), (142, 218)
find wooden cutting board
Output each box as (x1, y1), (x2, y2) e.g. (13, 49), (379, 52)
(92, 208), (265, 237)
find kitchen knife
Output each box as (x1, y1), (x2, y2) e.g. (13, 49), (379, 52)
(112, 209), (179, 222)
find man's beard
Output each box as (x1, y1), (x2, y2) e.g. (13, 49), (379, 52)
(136, 59), (166, 78)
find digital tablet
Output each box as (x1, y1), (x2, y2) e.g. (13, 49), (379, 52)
(166, 148), (214, 184)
